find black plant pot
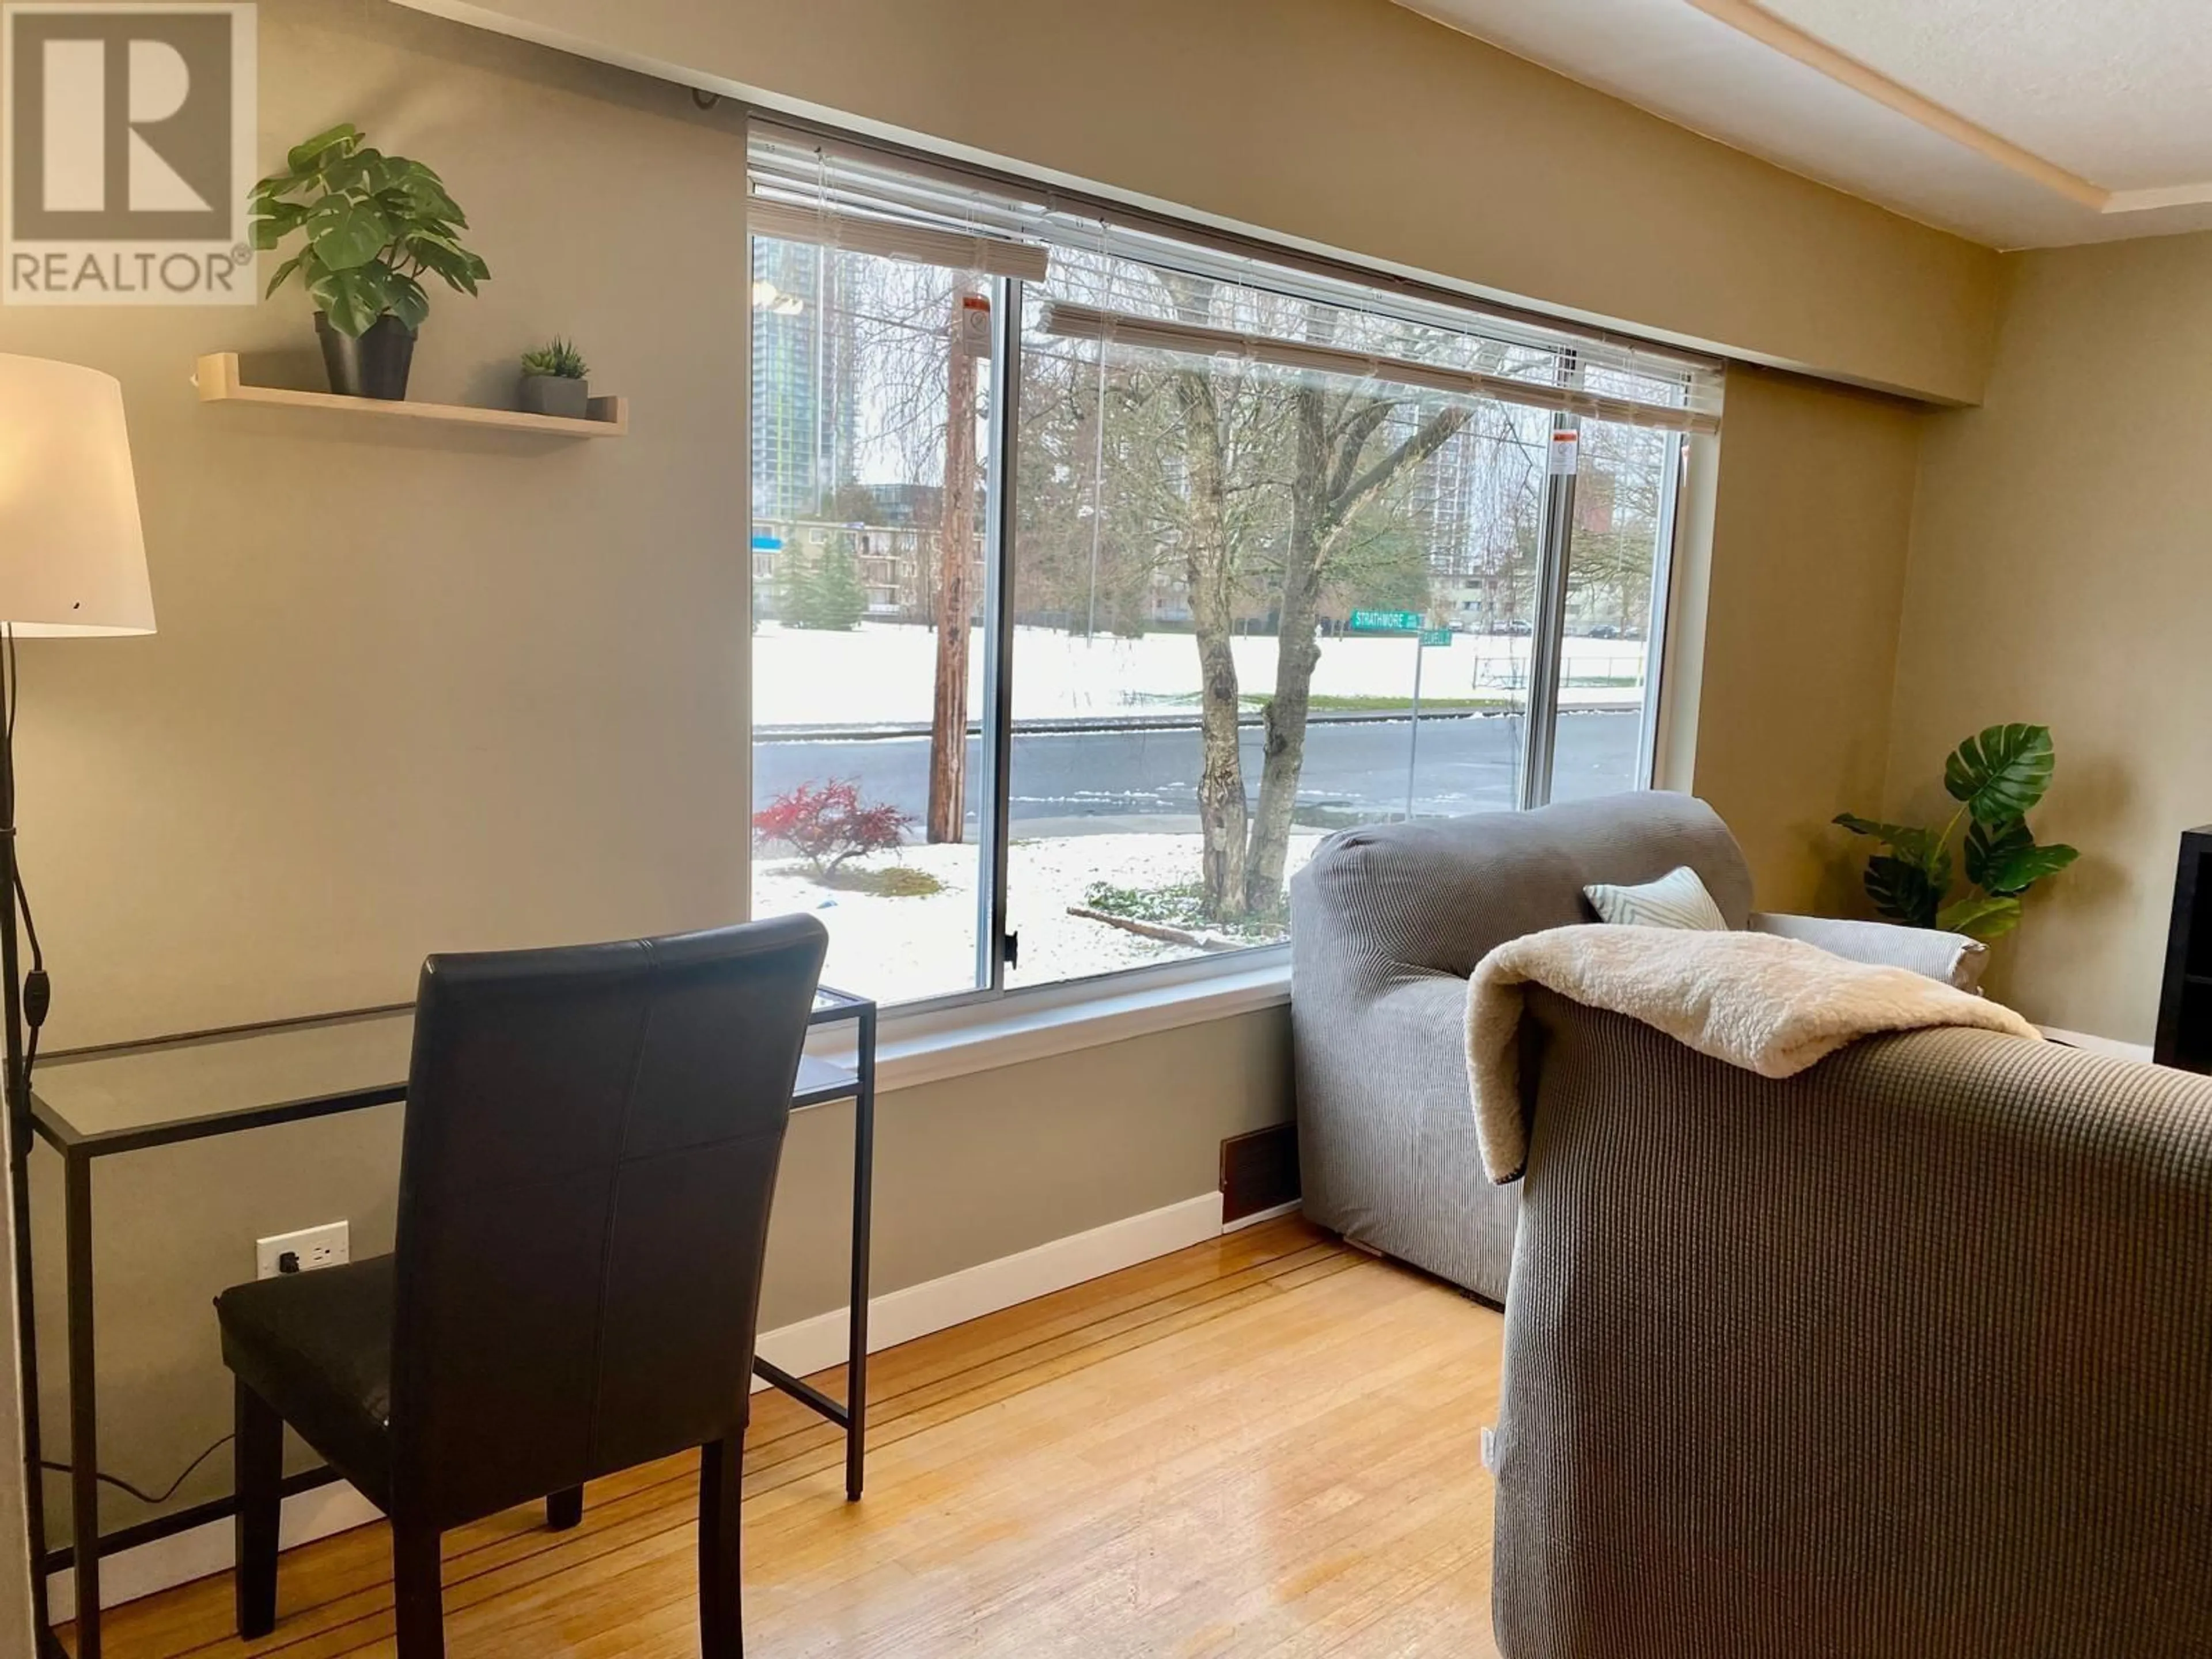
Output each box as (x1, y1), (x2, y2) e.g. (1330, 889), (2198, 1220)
(316, 312), (416, 400)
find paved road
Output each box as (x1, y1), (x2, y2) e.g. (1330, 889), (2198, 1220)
(755, 711), (1644, 831)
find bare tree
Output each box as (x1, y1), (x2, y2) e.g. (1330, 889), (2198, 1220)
(1017, 334), (1181, 635)
(1238, 387), (1468, 913)
(1012, 257), (1556, 922)
(1558, 422), (1667, 631)
(1169, 360), (1254, 910)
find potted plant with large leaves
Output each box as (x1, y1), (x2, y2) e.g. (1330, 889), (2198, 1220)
(1834, 722), (2080, 942)
(249, 124), (491, 400)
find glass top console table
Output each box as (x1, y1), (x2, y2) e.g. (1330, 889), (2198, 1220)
(27, 986), (877, 1659)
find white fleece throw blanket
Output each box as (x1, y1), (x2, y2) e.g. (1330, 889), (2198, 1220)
(1466, 924), (2041, 1184)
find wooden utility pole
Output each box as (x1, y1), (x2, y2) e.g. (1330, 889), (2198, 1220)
(927, 286), (987, 843)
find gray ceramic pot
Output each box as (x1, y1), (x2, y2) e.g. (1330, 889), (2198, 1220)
(518, 374), (589, 418)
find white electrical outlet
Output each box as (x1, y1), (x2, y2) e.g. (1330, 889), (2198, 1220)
(256, 1221), (350, 1281)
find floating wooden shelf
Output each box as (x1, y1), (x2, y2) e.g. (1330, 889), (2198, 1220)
(194, 353), (627, 437)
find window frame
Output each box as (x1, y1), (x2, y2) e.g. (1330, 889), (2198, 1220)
(748, 128), (1713, 1018)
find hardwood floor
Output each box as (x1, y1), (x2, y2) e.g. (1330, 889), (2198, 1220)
(82, 1218), (1502, 1658)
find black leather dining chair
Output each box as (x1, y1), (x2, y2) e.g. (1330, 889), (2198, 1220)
(214, 915), (828, 1658)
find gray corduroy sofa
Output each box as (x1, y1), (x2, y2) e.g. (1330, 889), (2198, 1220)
(1492, 997), (2212, 1656)
(1287, 791), (1983, 1302)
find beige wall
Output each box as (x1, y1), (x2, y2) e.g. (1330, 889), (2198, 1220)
(1689, 369), (1926, 914)
(1891, 232), (2212, 1039)
(403, 0), (2002, 404)
(7, 0), (1293, 1547)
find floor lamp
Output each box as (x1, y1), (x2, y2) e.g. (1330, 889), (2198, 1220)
(0, 355), (156, 1650)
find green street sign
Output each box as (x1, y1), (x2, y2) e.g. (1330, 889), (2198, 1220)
(1418, 628), (1453, 647)
(1349, 609), (1423, 633)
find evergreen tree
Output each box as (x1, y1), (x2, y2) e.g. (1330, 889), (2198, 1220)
(781, 537), (868, 630)
(811, 541), (868, 629)
(775, 544), (819, 626)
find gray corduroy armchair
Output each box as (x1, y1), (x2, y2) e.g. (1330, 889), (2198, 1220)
(1286, 792), (1983, 1302)
(1491, 996), (2212, 1656)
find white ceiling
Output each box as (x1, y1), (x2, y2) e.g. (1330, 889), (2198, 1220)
(1395, 0), (2212, 249)
(1767, 0), (2212, 193)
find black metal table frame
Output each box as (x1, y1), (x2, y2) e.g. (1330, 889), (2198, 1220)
(28, 986), (877, 1659)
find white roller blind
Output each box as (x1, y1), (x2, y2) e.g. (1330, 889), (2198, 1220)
(749, 123), (1724, 434)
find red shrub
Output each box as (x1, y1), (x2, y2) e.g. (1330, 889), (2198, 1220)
(753, 780), (912, 874)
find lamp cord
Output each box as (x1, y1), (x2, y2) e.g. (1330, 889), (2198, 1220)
(4, 625), (48, 1083)
(39, 1435), (234, 1509)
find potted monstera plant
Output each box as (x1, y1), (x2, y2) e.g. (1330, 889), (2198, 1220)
(1835, 722), (2080, 942)
(249, 124), (491, 400)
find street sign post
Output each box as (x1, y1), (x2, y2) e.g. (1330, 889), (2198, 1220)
(1344, 612), (1450, 823)
(1404, 624), (1451, 823)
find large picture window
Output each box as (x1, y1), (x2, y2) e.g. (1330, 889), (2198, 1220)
(747, 128), (1721, 1007)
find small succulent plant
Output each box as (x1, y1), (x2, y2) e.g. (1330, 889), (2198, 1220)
(520, 338), (588, 380)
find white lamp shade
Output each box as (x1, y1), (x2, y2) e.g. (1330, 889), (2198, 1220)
(0, 354), (154, 636)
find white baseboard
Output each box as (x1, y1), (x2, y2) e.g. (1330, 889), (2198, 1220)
(1221, 1199), (1302, 1234)
(47, 1479), (380, 1623)
(750, 1190), (1224, 1385)
(47, 1188), (1232, 1619)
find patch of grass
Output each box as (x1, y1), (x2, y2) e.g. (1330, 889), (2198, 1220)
(816, 863), (945, 898)
(1082, 881), (1287, 942)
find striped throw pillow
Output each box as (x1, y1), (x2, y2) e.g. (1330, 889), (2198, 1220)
(1583, 865), (1728, 931)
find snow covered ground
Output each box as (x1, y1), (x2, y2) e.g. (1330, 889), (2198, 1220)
(755, 831), (1321, 1005)
(753, 623), (1646, 728)
(749, 622), (1648, 1005)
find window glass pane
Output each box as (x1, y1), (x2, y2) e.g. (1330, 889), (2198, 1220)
(748, 235), (989, 1003)
(1406, 402), (1548, 819)
(1545, 420), (1677, 803)
(748, 130), (1714, 1009)
(1005, 273), (1543, 987)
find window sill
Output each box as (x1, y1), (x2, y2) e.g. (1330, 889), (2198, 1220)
(811, 953), (1293, 1095)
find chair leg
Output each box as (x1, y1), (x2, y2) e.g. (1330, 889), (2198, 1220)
(546, 1484), (584, 1531)
(698, 1437), (744, 1659)
(233, 1379), (283, 1639)
(392, 1521), (445, 1659)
